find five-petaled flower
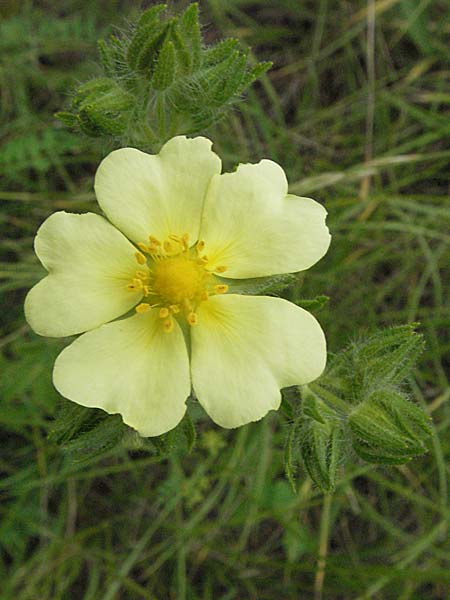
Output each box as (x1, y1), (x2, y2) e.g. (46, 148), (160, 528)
(25, 136), (331, 436)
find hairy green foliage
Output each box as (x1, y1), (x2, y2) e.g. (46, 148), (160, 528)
(58, 3), (271, 148)
(285, 325), (432, 491)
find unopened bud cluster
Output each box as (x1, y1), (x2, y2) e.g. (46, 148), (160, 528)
(285, 325), (432, 492)
(57, 3), (271, 147)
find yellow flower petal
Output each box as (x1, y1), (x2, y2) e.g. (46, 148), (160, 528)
(24, 212), (143, 337)
(191, 294), (327, 428)
(198, 160), (331, 278)
(94, 136), (221, 246)
(53, 311), (190, 437)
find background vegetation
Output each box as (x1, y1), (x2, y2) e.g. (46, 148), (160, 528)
(1, 0), (449, 598)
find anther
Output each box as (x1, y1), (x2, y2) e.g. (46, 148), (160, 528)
(187, 312), (198, 326)
(136, 303), (151, 314)
(197, 240), (205, 253)
(132, 278), (143, 289)
(170, 304), (180, 314)
(159, 307), (169, 319)
(163, 317), (174, 333)
(215, 284), (228, 294)
(149, 235), (161, 246)
(182, 233), (190, 249)
(200, 290), (209, 301)
(215, 265), (227, 273)
(163, 240), (174, 254)
(135, 252), (146, 265)
(137, 242), (150, 253)
(136, 270), (148, 279)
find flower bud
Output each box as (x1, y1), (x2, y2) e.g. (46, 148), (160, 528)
(349, 390), (432, 464)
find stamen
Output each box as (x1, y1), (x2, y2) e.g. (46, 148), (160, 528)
(149, 235), (161, 246)
(159, 307), (169, 319)
(181, 233), (190, 250)
(136, 303), (151, 314)
(215, 265), (227, 273)
(215, 284), (228, 294)
(187, 312), (198, 326)
(132, 278), (143, 289)
(137, 242), (150, 253)
(136, 270), (148, 279)
(197, 240), (205, 253)
(163, 240), (174, 254)
(135, 252), (146, 265)
(200, 290), (209, 301)
(163, 317), (174, 333)
(170, 304), (180, 314)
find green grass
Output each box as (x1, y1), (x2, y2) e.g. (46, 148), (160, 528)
(1, 0), (449, 598)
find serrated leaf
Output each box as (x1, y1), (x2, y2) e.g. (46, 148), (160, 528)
(203, 38), (241, 67)
(238, 60), (272, 91)
(216, 49), (249, 104)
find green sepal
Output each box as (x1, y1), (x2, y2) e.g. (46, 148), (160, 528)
(358, 324), (425, 390)
(48, 399), (129, 464)
(296, 295), (329, 312)
(178, 2), (201, 70)
(71, 77), (116, 107)
(126, 4), (167, 71)
(152, 37), (176, 90)
(135, 22), (170, 74)
(54, 111), (78, 128)
(349, 390), (431, 463)
(170, 22), (192, 74)
(77, 84), (133, 136)
(223, 273), (296, 296)
(299, 417), (344, 492)
(148, 413), (197, 456)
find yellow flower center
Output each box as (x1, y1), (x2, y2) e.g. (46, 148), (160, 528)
(127, 233), (228, 332)
(153, 256), (207, 306)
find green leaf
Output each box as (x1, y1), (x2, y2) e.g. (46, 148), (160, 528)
(203, 39), (240, 66)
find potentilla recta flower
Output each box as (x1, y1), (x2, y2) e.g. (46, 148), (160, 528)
(25, 136), (331, 436)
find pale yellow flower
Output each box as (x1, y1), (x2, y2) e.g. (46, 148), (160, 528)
(25, 136), (331, 436)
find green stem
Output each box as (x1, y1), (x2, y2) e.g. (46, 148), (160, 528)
(314, 492), (333, 600)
